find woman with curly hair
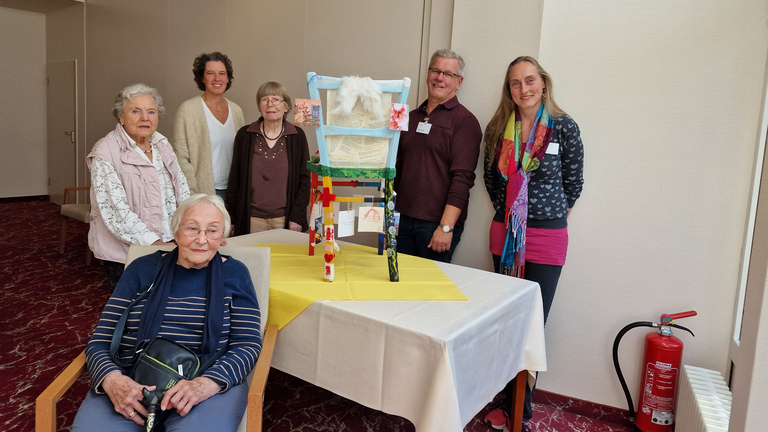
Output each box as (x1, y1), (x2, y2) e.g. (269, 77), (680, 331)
(173, 52), (245, 198)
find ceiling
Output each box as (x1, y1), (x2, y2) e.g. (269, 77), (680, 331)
(0, 0), (82, 14)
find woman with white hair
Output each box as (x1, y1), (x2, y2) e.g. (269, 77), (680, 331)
(72, 194), (261, 432)
(87, 83), (190, 290)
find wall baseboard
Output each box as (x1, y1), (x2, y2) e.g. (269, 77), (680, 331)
(0, 195), (49, 203)
(533, 389), (633, 427)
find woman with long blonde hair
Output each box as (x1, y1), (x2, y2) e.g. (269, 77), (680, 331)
(482, 56), (584, 432)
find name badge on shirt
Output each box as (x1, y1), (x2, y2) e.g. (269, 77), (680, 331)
(545, 142), (560, 155)
(416, 121), (432, 134)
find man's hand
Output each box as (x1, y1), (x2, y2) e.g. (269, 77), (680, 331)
(428, 228), (453, 254)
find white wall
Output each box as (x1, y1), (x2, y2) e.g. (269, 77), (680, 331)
(730, 148), (768, 432)
(0, 7), (47, 198)
(452, 0), (768, 410)
(450, 0), (545, 272)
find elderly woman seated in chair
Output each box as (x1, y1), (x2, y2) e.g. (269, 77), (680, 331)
(71, 194), (261, 432)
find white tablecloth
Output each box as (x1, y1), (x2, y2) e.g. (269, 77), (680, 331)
(226, 230), (547, 432)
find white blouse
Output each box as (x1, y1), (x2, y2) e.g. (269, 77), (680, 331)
(201, 97), (237, 190)
(91, 134), (190, 245)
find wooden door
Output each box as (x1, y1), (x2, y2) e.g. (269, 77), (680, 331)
(47, 60), (77, 205)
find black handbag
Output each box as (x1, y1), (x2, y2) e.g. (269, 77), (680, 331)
(130, 336), (200, 390)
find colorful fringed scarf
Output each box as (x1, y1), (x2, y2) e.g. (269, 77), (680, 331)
(497, 104), (553, 276)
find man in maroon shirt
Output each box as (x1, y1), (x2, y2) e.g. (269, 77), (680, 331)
(394, 49), (482, 263)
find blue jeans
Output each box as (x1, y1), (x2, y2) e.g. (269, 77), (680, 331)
(396, 214), (464, 263)
(71, 382), (248, 432)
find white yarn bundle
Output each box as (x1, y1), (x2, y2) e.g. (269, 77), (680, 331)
(331, 76), (383, 118)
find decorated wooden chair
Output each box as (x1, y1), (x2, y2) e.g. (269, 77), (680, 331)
(35, 245), (276, 432)
(304, 72), (411, 282)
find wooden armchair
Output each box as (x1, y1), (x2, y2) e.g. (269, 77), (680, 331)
(58, 186), (93, 265)
(36, 245), (277, 432)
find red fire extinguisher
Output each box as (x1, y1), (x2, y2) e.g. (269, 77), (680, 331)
(612, 311), (697, 432)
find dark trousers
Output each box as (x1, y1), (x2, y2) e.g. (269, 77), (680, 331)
(103, 260), (124, 291)
(396, 214), (464, 263)
(493, 255), (563, 423)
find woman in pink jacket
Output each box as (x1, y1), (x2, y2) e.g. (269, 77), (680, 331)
(87, 83), (190, 290)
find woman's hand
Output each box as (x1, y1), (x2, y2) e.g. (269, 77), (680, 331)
(102, 371), (155, 425)
(288, 221), (302, 232)
(151, 240), (175, 246)
(161, 376), (220, 416)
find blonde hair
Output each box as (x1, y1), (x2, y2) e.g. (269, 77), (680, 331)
(256, 81), (292, 119)
(483, 56), (566, 167)
(171, 194), (231, 239)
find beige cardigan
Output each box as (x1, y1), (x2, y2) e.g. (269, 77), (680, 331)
(172, 96), (245, 194)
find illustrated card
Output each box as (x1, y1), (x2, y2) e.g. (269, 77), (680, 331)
(294, 98), (321, 127)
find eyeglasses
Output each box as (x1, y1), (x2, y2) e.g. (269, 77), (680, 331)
(180, 224), (223, 240)
(428, 68), (461, 79)
(259, 97), (284, 106)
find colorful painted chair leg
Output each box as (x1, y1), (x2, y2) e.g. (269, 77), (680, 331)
(322, 176), (335, 281)
(385, 179), (399, 282)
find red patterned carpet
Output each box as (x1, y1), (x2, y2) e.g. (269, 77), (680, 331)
(0, 200), (632, 432)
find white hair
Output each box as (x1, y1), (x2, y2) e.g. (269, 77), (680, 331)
(112, 83), (166, 121)
(429, 49), (465, 77)
(171, 194), (231, 239)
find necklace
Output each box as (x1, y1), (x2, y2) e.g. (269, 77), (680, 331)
(136, 143), (152, 154)
(258, 138), (285, 159)
(261, 122), (284, 141)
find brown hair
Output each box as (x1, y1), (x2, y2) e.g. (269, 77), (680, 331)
(483, 56), (566, 167)
(192, 52), (234, 92)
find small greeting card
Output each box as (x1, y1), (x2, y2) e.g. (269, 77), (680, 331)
(358, 206), (384, 233)
(389, 103), (409, 131)
(311, 202), (321, 221)
(337, 209), (355, 237)
(294, 98), (321, 127)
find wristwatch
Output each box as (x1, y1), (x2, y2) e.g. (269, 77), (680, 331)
(439, 223), (453, 233)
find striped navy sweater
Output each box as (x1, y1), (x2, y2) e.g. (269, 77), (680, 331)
(85, 252), (262, 392)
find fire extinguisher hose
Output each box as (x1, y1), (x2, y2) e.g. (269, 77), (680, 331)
(612, 321), (655, 422)
(670, 323), (695, 338)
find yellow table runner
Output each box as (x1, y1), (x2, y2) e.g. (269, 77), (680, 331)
(258, 244), (467, 328)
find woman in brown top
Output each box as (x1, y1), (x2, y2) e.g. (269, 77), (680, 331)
(225, 82), (310, 235)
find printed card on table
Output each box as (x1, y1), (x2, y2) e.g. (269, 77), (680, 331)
(294, 98), (321, 127)
(358, 206), (384, 233)
(389, 103), (409, 131)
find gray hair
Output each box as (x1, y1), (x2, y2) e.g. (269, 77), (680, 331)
(112, 83), (166, 121)
(172, 194), (231, 239)
(429, 49), (465, 77)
